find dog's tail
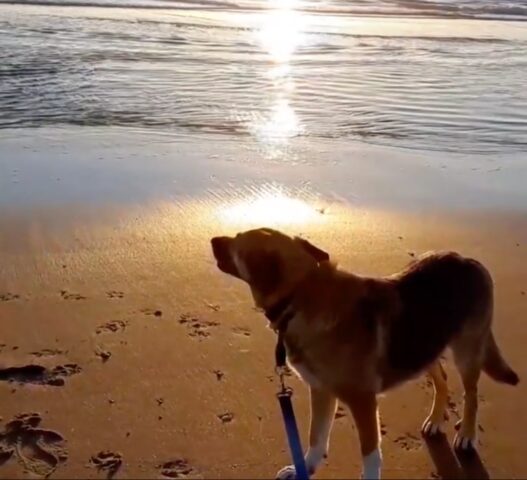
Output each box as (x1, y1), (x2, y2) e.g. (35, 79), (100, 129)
(483, 332), (519, 385)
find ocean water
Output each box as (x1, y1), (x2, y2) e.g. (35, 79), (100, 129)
(0, 0), (526, 156)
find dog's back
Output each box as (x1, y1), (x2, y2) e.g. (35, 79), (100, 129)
(380, 252), (493, 389)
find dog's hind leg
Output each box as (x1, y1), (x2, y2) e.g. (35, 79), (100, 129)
(422, 360), (449, 436)
(451, 333), (485, 452)
(453, 365), (481, 452)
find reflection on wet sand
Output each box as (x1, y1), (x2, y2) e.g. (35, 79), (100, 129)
(220, 187), (323, 226)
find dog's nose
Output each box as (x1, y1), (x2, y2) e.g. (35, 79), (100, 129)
(211, 236), (230, 257)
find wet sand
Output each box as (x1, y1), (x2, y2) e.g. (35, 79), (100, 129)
(1, 199), (526, 479)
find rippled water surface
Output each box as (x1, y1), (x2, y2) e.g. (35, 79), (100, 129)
(1, 0), (526, 154)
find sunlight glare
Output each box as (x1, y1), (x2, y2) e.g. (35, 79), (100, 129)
(258, 0), (305, 63)
(221, 191), (322, 226)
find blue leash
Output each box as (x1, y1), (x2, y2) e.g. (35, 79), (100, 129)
(275, 332), (310, 480)
(277, 387), (309, 480)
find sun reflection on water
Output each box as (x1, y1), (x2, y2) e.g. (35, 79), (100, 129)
(248, 0), (306, 150)
(257, 0), (305, 64)
(249, 97), (300, 143)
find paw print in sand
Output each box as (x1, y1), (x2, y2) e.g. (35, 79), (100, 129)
(158, 459), (202, 479)
(89, 450), (122, 479)
(106, 290), (124, 299)
(0, 293), (20, 302)
(394, 433), (421, 451)
(0, 413), (67, 477)
(60, 290), (86, 300)
(179, 314), (218, 338)
(95, 320), (128, 335)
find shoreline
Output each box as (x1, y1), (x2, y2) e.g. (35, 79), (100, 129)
(1, 127), (526, 214)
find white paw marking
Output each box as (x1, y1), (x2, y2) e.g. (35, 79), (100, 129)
(362, 448), (382, 480)
(421, 418), (443, 436)
(304, 445), (325, 473)
(276, 465), (297, 480)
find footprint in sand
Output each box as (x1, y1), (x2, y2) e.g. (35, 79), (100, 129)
(0, 413), (67, 477)
(30, 348), (66, 358)
(179, 314), (219, 338)
(95, 320), (129, 335)
(158, 459), (201, 479)
(94, 346), (112, 363)
(0, 364), (81, 387)
(0, 293), (20, 302)
(89, 451), (122, 479)
(231, 326), (251, 337)
(60, 290), (86, 300)
(141, 308), (163, 317)
(212, 370), (224, 381)
(217, 412), (234, 424)
(394, 433), (421, 451)
(205, 302), (220, 312)
(106, 291), (124, 299)
(51, 364), (81, 378)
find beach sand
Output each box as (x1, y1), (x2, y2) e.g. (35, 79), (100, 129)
(1, 0), (527, 475)
(1, 196), (526, 479)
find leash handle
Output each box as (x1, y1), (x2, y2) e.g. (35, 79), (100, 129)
(277, 389), (310, 480)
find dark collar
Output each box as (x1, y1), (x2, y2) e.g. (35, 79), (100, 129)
(265, 293), (295, 369)
(264, 293), (295, 333)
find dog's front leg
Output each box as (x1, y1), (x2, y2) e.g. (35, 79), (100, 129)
(345, 391), (382, 480)
(276, 387), (337, 479)
(305, 387), (338, 473)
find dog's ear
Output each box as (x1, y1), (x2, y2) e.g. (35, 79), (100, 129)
(295, 237), (329, 263)
(244, 251), (283, 296)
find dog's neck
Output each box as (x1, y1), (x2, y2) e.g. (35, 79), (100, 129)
(262, 262), (338, 331)
(264, 293), (296, 332)
(262, 262), (340, 331)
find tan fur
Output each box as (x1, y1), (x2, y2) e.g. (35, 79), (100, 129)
(422, 361), (449, 434)
(211, 228), (519, 479)
(344, 391), (380, 457)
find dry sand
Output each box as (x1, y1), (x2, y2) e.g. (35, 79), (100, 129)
(1, 199), (526, 479)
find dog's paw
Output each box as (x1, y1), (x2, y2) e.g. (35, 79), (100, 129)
(453, 432), (476, 452)
(421, 417), (443, 436)
(276, 465), (297, 480)
(453, 419), (477, 452)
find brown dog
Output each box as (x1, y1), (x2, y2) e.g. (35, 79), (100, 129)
(210, 228), (518, 479)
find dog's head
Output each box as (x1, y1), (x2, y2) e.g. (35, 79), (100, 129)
(210, 228), (329, 308)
